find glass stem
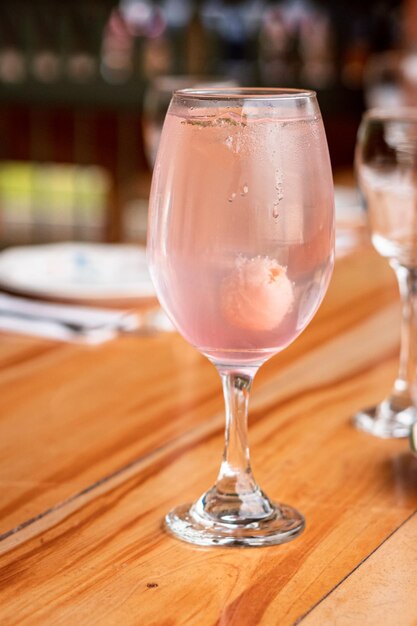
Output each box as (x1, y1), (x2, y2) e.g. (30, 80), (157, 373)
(216, 366), (259, 496)
(390, 262), (417, 409)
(194, 363), (275, 523)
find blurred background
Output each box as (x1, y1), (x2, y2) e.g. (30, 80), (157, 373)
(0, 0), (415, 248)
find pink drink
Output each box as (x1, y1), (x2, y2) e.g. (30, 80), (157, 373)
(148, 102), (334, 365)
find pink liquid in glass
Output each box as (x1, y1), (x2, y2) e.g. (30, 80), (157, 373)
(148, 104), (334, 365)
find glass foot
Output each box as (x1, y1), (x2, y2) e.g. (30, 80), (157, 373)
(165, 501), (305, 547)
(354, 403), (417, 439)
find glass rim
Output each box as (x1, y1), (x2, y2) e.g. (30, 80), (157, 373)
(364, 107), (417, 122)
(173, 87), (316, 101)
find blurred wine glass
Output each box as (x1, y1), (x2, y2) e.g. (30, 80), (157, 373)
(354, 109), (417, 438)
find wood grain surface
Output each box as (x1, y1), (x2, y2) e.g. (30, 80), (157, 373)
(302, 511), (417, 626)
(1, 243), (416, 625)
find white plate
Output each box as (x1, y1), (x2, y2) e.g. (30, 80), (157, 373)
(0, 242), (156, 301)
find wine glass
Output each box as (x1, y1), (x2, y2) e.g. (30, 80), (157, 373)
(354, 109), (417, 438)
(147, 88), (334, 547)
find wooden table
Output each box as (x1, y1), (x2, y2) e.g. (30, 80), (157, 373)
(1, 241), (417, 625)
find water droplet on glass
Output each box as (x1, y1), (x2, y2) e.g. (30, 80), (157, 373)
(228, 192), (236, 203)
(240, 184), (249, 196)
